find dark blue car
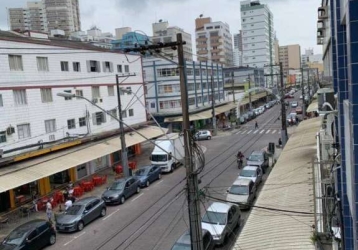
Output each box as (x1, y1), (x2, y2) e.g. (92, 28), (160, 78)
(134, 165), (162, 187)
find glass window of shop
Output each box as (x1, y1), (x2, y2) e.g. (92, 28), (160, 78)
(49, 170), (70, 189)
(14, 181), (38, 205)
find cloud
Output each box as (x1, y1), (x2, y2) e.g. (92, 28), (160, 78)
(115, 0), (189, 13)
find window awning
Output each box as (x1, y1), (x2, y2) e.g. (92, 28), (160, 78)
(307, 99), (318, 112)
(164, 103), (237, 123)
(0, 126), (168, 193)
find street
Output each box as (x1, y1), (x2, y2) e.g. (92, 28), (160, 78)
(48, 93), (301, 250)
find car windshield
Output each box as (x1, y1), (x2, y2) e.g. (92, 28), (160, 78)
(171, 243), (191, 250)
(229, 185), (249, 195)
(248, 154), (263, 161)
(240, 169), (257, 177)
(3, 229), (28, 246)
(109, 181), (125, 191)
(151, 154), (167, 162)
(135, 168), (150, 176)
(65, 204), (83, 215)
(202, 211), (227, 225)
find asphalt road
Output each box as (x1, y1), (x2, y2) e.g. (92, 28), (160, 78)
(49, 92), (301, 250)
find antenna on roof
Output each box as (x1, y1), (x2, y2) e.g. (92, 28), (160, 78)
(199, 14), (203, 18)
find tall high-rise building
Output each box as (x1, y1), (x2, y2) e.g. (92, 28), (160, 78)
(240, 0), (275, 68)
(278, 44), (301, 70)
(195, 17), (233, 66)
(152, 21), (193, 62)
(8, 0), (80, 35)
(273, 36), (279, 64)
(233, 31), (243, 66)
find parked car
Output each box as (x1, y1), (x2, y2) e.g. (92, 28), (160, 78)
(248, 111), (256, 119)
(201, 202), (241, 245)
(0, 219), (56, 250)
(296, 106), (303, 114)
(259, 106), (265, 114)
(194, 130), (212, 140)
(265, 102), (271, 109)
(291, 101), (298, 108)
(284, 94), (294, 99)
(238, 116), (246, 124)
(246, 150), (269, 174)
(171, 229), (215, 250)
(55, 197), (106, 232)
(102, 177), (141, 204)
(300, 95), (303, 99)
(243, 113), (249, 121)
(237, 166), (263, 186)
(134, 165), (162, 187)
(226, 179), (256, 210)
(253, 109), (260, 116)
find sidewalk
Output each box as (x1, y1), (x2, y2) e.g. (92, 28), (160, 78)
(0, 142), (155, 240)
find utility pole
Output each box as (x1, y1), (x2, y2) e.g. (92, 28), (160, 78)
(301, 68), (306, 119)
(177, 33), (204, 250)
(308, 68), (311, 102)
(279, 62), (288, 147)
(211, 75), (217, 136)
(231, 71), (235, 103)
(248, 74), (252, 111)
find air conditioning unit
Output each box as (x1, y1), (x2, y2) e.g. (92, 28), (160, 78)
(6, 126), (15, 135)
(49, 134), (55, 141)
(92, 98), (103, 104)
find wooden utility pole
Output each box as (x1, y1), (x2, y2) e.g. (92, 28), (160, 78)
(211, 75), (217, 136)
(177, 33), (204, 250)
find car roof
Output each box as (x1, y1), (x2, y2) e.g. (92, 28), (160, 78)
(115, 177), (133, 182)
(242, 165), (259, 171)
(75, 196), (99, 205)
(207, 202), (231, 213)
(13, 219), (47, 232)
(250, 150), (264, 155)
(233, 178), (252, 186)
(176, 229), (210, 245)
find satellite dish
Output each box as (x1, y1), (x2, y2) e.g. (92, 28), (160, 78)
(199, 14), (203, 18)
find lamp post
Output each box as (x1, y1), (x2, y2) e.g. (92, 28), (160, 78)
(57, 86), (132, 177)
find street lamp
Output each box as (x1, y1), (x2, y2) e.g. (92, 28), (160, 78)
(57, 86), (132, 177)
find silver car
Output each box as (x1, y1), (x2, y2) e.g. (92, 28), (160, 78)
(171, 229), (215, 250)
(226, 179), (256, 210)
(195, 130), (212, 140)
(238, 165), (263, 187)
(55, 197), (106, 232)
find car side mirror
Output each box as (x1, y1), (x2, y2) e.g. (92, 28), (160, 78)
(83, 210), (88, 214)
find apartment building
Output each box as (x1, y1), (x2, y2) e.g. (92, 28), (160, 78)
(152, 21), (193, 61)
(8, 0), (80, 35)
(233, 31), (243, 66)
(0, 31), (146, 158)
(278, 44), (301, 70)
(195, 17), (233, 66)
(70, 27), (115, 49)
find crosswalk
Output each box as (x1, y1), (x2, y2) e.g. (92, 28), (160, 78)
(234, 129), (281, 135)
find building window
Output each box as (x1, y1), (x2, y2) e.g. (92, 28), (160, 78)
(79, 117), (86, 127)
(0, 131), (6, 143)
(121, 110), (127, 118)
(129, 109), (134, 117)
(0, 94), (3, 107)
(87, 60), (101, 72)
(92, 86), (100, 98)
(109, 109), (117, 120)
(117, 65), (122, 73)
(37, 57), (49, 71)
(67, 119), (76, 129)
(75, 89), (83, 98)
(124, 65), (129, 73)
(108, 86), (115, 96)
(64, 90), (72, 100)
(126, 87), (132, 94)
(60, 61), (69, 71)
(17, 124), (31, 139)
(41, 88), (53, 103)
(73, 62), (81, 72)
(8, 55), (23, 71)
(103, 61), (113, 72)
(93, 112), (106, 125)
(45, 119), (56, 133)
(13, 89), (27, 105)
(150, 102), (155, 108)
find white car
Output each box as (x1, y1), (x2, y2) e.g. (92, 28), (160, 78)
(237, 166), (263, 187)
(226, 179), (256, 210)
(291, 101), (298, 108)
(194, 130), (212, 140)
(201, 202), (241, 245)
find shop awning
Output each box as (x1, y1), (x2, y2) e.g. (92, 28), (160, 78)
(0, 126), (167, 193)
(164, 103), (237, 123)
(307, 99), (319, 112)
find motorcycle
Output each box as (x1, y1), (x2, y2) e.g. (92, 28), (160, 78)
(237, 156), (244, 168)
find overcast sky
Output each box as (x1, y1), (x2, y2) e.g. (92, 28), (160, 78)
(0, 0), (322, 55)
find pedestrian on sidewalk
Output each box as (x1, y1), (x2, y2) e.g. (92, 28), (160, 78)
(255, 121), (259, 129)
(46, 199), (53, 224)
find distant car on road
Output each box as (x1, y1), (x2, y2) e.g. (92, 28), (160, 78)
(102, 177), (141, 204)
(171, 229), (215, 250)
(237, 166), (263, 187)
(201, 202), (241, 246)
(296, 106), (303, 114)
(246, 150), (269, 174)
(226, 178), (256, 210)
(0, 219), (56, 250)
(194, 130), (212, 140)
(55, 197), (106, 232)
(134, 165), (162, 187)
(291, 101), (298, 108)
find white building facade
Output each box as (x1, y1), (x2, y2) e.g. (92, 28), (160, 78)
(0, 31), (146, 158)
(70, 27), (115, 49)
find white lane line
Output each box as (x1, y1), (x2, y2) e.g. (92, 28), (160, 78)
(266, 130), (271, 134)
(260, 130), (265, 134)
(247, 130), (252, 134)
(154, 180), (163, 186)
(131, 193), (144, 202)
(278, 131), (281, 134)
(64, 232), (86, 246)
(272, 130), (277, 134)
(242, 130), (247, 134)
(253, 130), (259, 134)
(102, 208), (120, 221)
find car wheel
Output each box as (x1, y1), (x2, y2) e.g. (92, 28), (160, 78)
(49, 234), (56, 245)
(100, 207), (106, 217)
(77, 221), (84, 231)
(207, 136), (211, 140)
(120, 196), (125, 204)
(222, 234), (229, 246)
(170, 164), (174, 173)
(136, 186), (140, 193)
(146, 180), (150, 187)
(158, 173), (162, 180)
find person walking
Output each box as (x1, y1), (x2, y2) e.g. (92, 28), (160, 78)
(46, 199), (53, 223)
(255, 121), (259, 129)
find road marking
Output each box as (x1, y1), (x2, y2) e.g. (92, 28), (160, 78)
(102, 208), (120, 221)
(278, 131), (281, 134)
(266, 130), (271, 134)
(64, 232), (86, 246)
(260, 130), (265, 134)
(272, 130), (276, 134)
(253, 130), (259, 134)
(154, 180), (163, 186)
(131, 193), (144, 202)
(242, 130), (247, 134)
(247, 130), (252, 134)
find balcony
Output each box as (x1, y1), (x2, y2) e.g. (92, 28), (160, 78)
(318, 6), (328, 20)
(197, 50), (208, 55)
(317, 29), (325, 38)
(196, 37), (207, 42)
(317, 37), (324, 45)
(317, 20), (325, 31)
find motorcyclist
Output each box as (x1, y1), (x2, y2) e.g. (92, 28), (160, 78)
(237, 151), (244, 167)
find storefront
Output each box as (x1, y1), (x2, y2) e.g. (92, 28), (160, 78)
(49, 170), (70, 189)
(13, 181), (38, 205)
